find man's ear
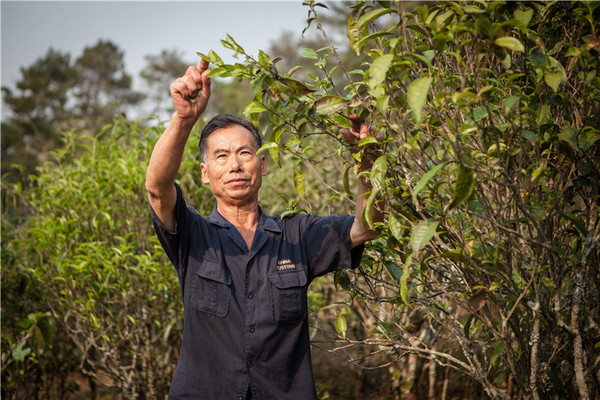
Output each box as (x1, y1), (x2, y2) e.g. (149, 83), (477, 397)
(260, 155), (267, 176)
(201, 162), (210, 184)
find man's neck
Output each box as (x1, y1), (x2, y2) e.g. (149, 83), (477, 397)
(216, 201), (261, 249)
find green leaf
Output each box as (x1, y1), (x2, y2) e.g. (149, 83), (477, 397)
(258, 50), (272, 69)
(335, 314), (348, 338)
(449, 165), (475, 209)
(204, 50), (223, 65)
(400, 254), (412, 305)
(301, 48), (318, 60)
(293, 163), (306, 199)
(279, 78), (315, 95)
(439, 249), (474, 267)
(513, 8), (533, 28)
(221, 34), (245, 54)
(463, 314), (474, 339)
(358, 8), (395, 30)
(494, 37), (525, 52)
(504, 95), (520, 113)
(388, 213), (404, 241)
(357, 136), (379, 147)
(348, 6), (369, 55)
(560, 211), (587, 236)
(363, 188), (380, 230)
(287, 65), (303, 78)
(462, 5), (486, 14)
(410, 219), (439, 256)
(544, 56), (566, 92)
(13, 341), (31, 362)
(385, 261), (403, 282)
(243, 101), (268, 118)
(256, 141), (278, 155)
(368, 54), (394, 93)
(370, 155), (387, 191)
(35, 315), (53, 347)
(312, 95), (347, 115)
(334, 270), (352, 290)
(472, 106), (488, 121)
(357, 31), (393, 50)
(407, 77), (432, 123)
(343, 165), (352, 196)
(412, 161), (449, 203)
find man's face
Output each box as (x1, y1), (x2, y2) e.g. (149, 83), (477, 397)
(200, 125), (267, 208)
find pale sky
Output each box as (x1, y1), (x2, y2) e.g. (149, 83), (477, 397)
(1, 0), (310, 100)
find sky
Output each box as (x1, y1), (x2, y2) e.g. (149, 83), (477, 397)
(1, 0), (310, 109)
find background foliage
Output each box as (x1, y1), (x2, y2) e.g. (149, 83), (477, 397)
(2, 1), (599, 399)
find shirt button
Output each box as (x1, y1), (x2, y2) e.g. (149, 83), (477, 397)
(249, 327), (255, 333)
(247, 361), (253, 368)
(237, 396), (244, 400)
(247, 293), (254, 299)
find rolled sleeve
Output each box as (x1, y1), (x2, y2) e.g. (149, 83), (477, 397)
(303, 215), (364, 279)
(149, 183), (188, 272)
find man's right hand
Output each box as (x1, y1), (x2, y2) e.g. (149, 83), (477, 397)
(169, 59), (212, 122)
(146, 59), (211, 233)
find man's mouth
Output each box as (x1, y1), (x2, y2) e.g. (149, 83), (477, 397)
(227, 178), (249, 184)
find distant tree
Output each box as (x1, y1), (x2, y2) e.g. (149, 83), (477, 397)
(2, 41), (144, 182)
(140, 49), (190, 117)
(73, 40), (142, 130)
(1, 48), (76, 181)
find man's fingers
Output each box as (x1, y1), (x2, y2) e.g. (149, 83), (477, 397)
(340, 128), (357, 143)
(200, 70), (211, 96)
(349, 114), (361, 133)
(359, 124), (370, 139)
(179, 75), (199, 99)
(197, 58), (209, 74)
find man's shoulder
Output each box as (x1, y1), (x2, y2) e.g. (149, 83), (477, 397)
(269, 212), (352, 231)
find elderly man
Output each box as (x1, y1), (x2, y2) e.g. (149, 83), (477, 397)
(146, 59), (381, 400)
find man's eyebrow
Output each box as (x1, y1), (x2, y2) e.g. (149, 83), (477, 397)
(212, 144), (254, 154)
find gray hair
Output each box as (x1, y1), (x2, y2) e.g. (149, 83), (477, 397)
(199, 114), (262, 162)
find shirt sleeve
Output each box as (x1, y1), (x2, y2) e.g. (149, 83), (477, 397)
(149, 183), (190, 276)
(301, 214), (364, 279)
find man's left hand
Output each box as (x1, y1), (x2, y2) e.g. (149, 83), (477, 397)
(340, 114), (384, 170)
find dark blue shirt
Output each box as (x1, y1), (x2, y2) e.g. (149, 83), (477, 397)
(151, 184), (364, 399)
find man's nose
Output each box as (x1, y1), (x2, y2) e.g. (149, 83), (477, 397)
(228, 154), (242, 171)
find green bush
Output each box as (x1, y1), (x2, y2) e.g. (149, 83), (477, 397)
(204, 1), (600, 398)
(2, 118), (202, 398)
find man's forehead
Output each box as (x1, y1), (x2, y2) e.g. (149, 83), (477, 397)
(207, 125), (257, 150)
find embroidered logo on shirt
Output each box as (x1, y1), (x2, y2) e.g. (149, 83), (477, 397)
(276, 259), (296, 271)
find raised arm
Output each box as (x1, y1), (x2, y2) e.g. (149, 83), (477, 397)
(145, 59), (211, 232)
(340, 115), (385, 248)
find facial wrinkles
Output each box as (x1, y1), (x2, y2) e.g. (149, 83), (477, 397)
(202, 127), (264, 200)
(211, 146), (253, 176)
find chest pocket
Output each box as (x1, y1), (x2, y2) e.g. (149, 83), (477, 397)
(186, 259), (231, 318)
(267, 269), (308, 324)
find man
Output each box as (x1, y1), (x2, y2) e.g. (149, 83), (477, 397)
(146, 59), (382, 399)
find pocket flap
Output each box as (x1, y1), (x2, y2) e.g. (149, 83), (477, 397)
(267, 269), (307, 289)
(195, 260), (231, 285)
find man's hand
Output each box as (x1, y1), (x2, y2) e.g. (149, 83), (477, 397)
(340, 114), (386, 248)
(146, 59), (211, 232)
(340, 114), (384, 171)
(169, 59), (212, 122)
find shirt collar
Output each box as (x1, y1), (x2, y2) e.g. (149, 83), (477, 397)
(207, 205), (282, 234)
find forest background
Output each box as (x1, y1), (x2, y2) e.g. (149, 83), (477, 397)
(2, 1), (599, 399)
